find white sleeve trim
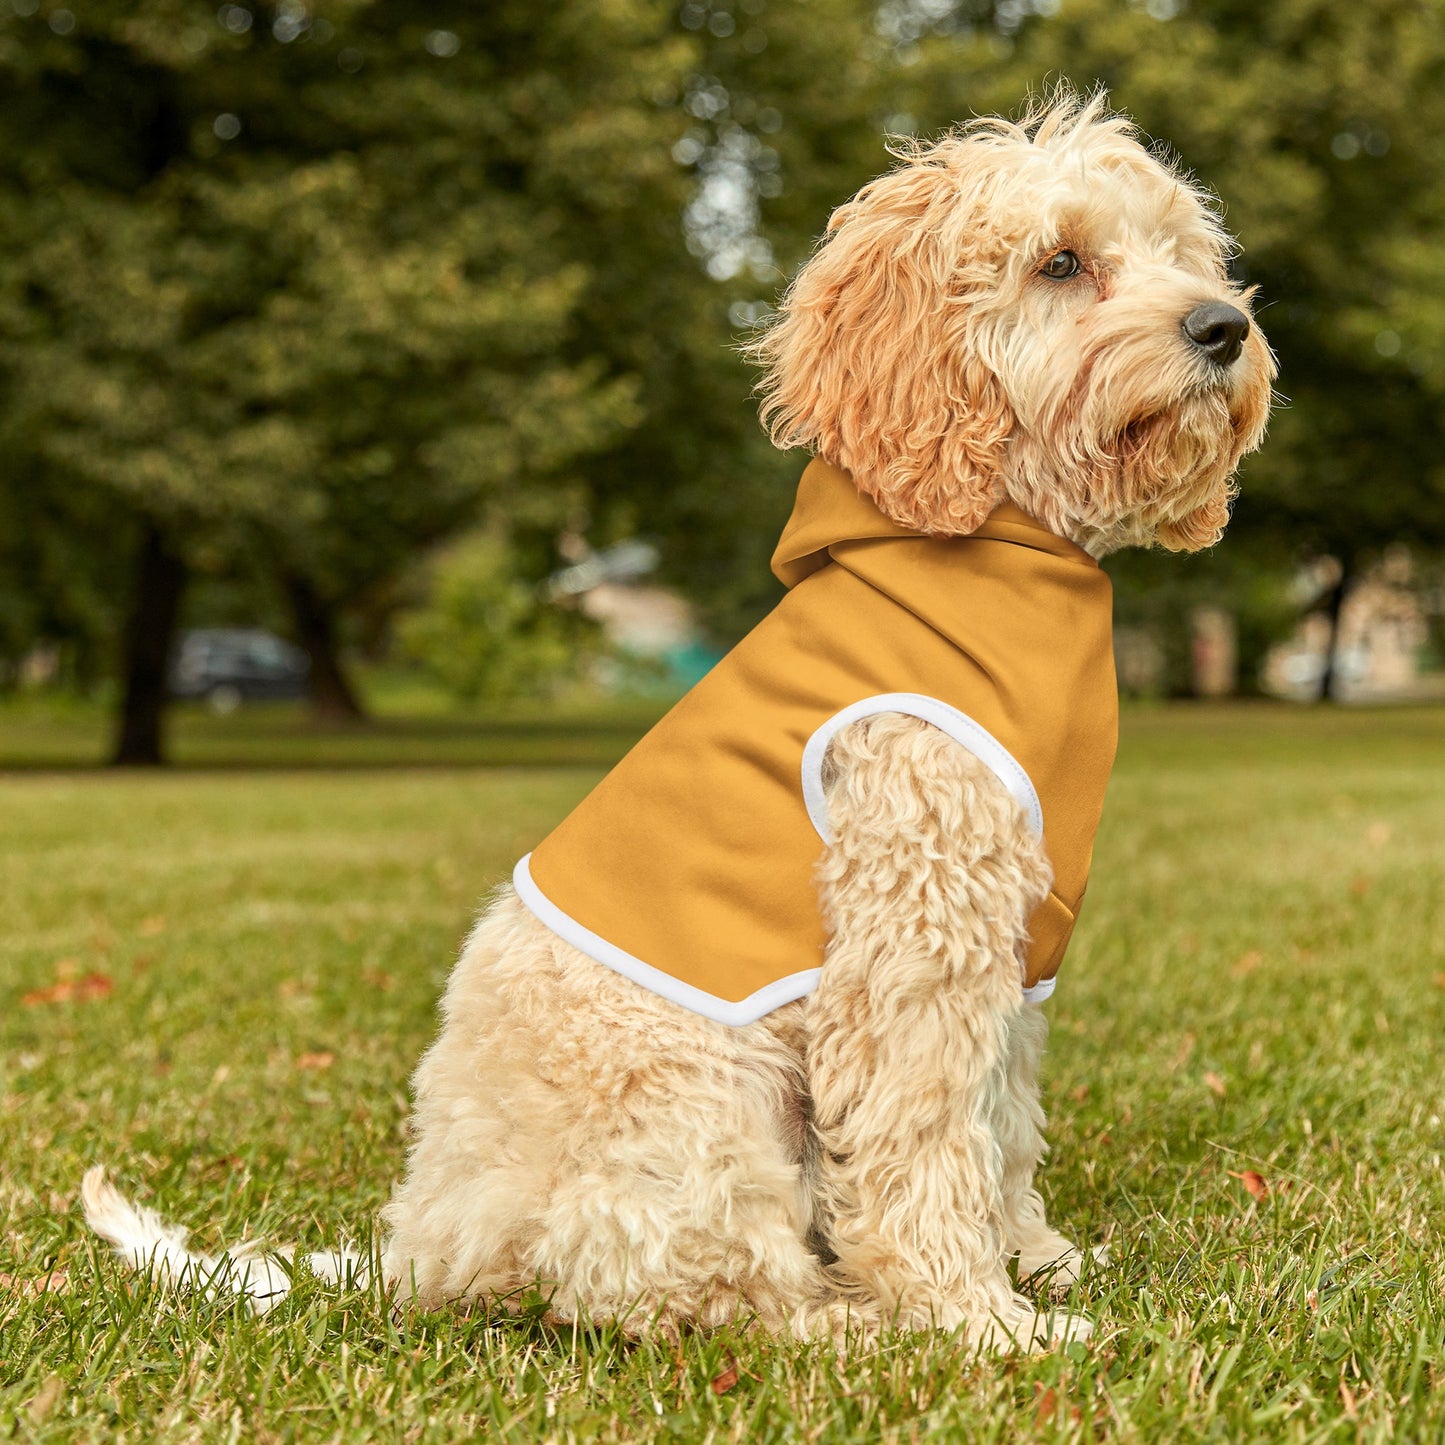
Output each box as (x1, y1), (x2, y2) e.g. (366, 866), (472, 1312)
(513, 694), (1048, 1024)
(511, 854), (822, 1028)
(1021, 977), (1056, 1004)
(801, 693), (1051, 1001)
(800, 691), (1044, 844)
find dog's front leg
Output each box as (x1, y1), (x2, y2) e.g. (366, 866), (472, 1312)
(805, 712), (1089, 1350)
(993, 1003), (1099, 1291)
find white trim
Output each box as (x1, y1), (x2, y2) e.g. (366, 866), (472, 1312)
(800, 692), (1044, 844)
(802, 693), (1052, 1001)
(513, 695), (1053, 1025)
(512, 854), (823, 1027)
(1021, 977), (1056, 1004)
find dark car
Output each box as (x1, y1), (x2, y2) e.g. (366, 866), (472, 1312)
(169, 629), (310, 712)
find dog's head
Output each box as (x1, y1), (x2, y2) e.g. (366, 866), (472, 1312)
(750, 90), (1275, 554)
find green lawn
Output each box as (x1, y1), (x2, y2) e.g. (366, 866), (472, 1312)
(2, 703), (1443, 1442)
(0, 688), (671, 771)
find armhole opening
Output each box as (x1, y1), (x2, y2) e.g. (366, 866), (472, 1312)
(800, 691), (1044, 844)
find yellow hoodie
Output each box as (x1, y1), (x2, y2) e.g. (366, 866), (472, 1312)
(515, 459), (1118, 1025)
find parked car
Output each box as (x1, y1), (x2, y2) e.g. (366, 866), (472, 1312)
(169, 629), (310, 712)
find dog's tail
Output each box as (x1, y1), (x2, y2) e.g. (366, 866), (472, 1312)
(81, 1166), (368, 1315)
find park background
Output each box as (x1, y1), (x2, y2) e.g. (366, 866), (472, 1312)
(2, 0), (1445, 757)
(2, 3), (1443, 1443)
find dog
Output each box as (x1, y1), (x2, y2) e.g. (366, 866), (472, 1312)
(85, 90), (1274, 1351)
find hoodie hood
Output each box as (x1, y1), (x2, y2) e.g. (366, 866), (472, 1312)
(771, 458), (1097, 589)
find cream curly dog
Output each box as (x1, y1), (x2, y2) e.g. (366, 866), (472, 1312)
(85, 92), (1273, 1351)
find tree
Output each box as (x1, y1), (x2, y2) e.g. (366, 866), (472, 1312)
(0, 1), (692, 759)
(889, 0), (1445, 693)
(440, 0), (894, 641)
(9, 0), (1442, 733)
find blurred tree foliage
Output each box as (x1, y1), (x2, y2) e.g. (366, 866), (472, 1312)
(0, 0), (693, 756)
(396, 531), (600, 704)
(3, 0), (1445, 753)
(601, 0), (886, 638)
(892, 0), (1445, 690)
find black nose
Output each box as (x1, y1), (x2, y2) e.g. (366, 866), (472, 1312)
(1183, 302), (1250, 367)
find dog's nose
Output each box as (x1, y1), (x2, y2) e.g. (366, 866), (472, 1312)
(1182, 302), (1250, 367)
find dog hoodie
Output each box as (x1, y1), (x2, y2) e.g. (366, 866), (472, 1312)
(514, 458), (1118, 1025)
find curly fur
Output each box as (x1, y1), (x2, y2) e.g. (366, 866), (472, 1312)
(380, 715), (1087, 1350)
(85, 88), (1272, 1354)
(748, 90), (1274, 554)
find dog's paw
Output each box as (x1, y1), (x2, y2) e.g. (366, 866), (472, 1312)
(970, 1296), (1093, 1354)
(1030, 1307), (1093, 1349)
(1017, 1237), (1109, 1294)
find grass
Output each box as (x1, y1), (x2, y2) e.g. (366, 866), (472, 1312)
(1, 701), (1443, 1442)
(0, 684), (670, 771)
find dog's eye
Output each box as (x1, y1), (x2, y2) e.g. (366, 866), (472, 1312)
(1040, 250), (1081, 280)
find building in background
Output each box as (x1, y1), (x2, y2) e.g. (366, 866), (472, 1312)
(1262, 549), (1438, 701)
(547, 540), (722, 691)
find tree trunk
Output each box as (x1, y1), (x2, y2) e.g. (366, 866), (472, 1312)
(1317, 555), (1355, 703)
(283, 573), (366, 723)
(112, 523), (187, 766)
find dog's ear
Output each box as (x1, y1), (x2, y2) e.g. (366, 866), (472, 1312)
(749, 147), (1013, 535)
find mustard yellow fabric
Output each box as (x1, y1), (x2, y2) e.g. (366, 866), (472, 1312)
(519, 459), (1118, 1023)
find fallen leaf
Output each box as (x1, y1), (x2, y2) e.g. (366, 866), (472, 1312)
(295, 1051), (334, 1071)
(1203, 1071), (1227, 1098)
(0, 1267), (69, 1299)
(1232, 950), (1263, 977)
(711, 1358), (739, 1395)
(1348, 876), (1372, 900)
(1365, 822), (1392, 848)
(138, 916), (167, 937)
(1433, 973), (1445, 990)
(1070, 1084), (1089, 1102)
(22, 983), (69, 1007)
(362, 968), (394, 992)
(1228, 1169), (1269, 1201)
(1034, 1385), (1058, 1425)
(21, 972), (113, 1007)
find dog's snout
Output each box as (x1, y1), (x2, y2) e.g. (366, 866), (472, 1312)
(1182, 302), (1250, 367)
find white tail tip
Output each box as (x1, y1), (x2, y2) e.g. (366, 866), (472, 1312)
(81, 1166), (368, 1314)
